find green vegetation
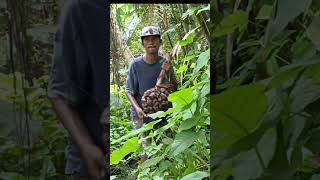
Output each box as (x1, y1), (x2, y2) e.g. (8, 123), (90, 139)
(0, 1), (67, 179)
(212, 0), (320, 179)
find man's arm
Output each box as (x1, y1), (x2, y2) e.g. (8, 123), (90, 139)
(49, 97), (106, 179)
(126, 93), (146, 119)
(50, 97), (93, 148)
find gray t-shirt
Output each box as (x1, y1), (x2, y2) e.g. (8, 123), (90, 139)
(125, 55), (177, 118)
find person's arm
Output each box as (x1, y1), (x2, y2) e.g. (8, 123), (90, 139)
(125, 60), (146, 119)
(126, 93), (146, 119)
(48, 1), (105, 179)
(50, 97), (94, 148)
(49, 98), (106, 179)
(162, 56), (178, 92)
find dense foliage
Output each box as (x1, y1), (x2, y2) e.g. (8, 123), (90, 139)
(212, 0), (320, 179)
(0, 0), (68, 179)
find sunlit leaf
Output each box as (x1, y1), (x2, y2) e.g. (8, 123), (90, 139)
(193, 49), (210, 73)
(110, 137), (139, 165)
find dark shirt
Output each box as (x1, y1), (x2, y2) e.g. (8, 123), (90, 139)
(48, 0), (108, 175)
(125, 55), (176, 118)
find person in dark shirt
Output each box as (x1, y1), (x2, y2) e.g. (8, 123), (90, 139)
(48, 0), (108, 179)
(125, 26), (178, 163)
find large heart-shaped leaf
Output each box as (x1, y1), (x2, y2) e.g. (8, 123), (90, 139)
(170, 130), (198, 156)
(212, 84), (267, 136)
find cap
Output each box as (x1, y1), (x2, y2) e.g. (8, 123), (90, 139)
(140, 26), (161, 37)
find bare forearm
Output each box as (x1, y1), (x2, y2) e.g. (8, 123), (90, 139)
(50, 97), (94, 150)
(126, 93), (141, 111)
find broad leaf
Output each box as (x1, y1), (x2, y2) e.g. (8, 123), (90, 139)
(212, 84), (267, 136)
(168, 88), (194, 107)
(110, 137), (139, 165)
(256, 5), (273, 20)
(176, 65), (188, 74)
(307, 16), (320, 51)
(180, 171), (209, 180)
(179, 28), (198, 46)
(140, 155), (164, 169)
(179, 116), (200, 131)
(170, 130), (198, 156)
(269, 0), (311, 38)
(193, 49), (210, 73)
(213, 11), (248, 37)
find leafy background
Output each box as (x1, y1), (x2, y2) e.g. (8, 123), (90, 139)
(0, 0), (70, 179)
(211, 0), (320, 179)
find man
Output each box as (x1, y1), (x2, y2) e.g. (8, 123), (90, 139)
(48, 0), (108, 179)
(125, 26), (178, 162)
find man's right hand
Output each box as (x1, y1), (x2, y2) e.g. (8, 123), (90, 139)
(81, 144), (107, 180)
(136, 107), (147, 119)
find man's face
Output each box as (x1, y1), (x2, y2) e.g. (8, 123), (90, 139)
(142, 36), (161, 54)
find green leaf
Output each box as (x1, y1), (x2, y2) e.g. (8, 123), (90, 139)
(256, 5), (273, 20)
(183, 151), (197, 176)
(266, 67), (304, 90)
(162, 138), (173, 145)
(213, 11), (248, 37)
(153, 176), (164, 180)
(111, 120), (160, 144)
(290, 77), (320, 113)
(179, 27), (198, 46)
(170, 130), (198, 156)
(212, 84), (267, 136)
(179, 116), (200, 131)
(269, 0), (311, 38)
(291, 37), (316, 61)
(110, 137), (139, 165)
(176, 65), (188, 74)
(260, 124), (293, 179)
(307, 16), (320, 51)
(198, 130), (208, 145)
(180, 171), (209, 180)
(193, 49), (210, 74)
(196, 5), (210, 15)
(211, 167), (232, 180)
(182, 7), (201, 20)
(168, 88), (194, 107)
(231, 150), (264, 180)
(182, 55), (197, 62)
(140, 155), (164, 169)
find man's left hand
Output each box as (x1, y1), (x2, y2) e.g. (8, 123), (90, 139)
(162, 60), (170, 71)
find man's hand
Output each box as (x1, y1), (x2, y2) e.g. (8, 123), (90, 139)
(81, 144), (107, 180)
(136, 107), (147, 119)
(162, 60), (170, 71)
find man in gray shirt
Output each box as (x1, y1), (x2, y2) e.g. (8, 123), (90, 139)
(125, 26), (178, 162)
(48, 0), (108, 179)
